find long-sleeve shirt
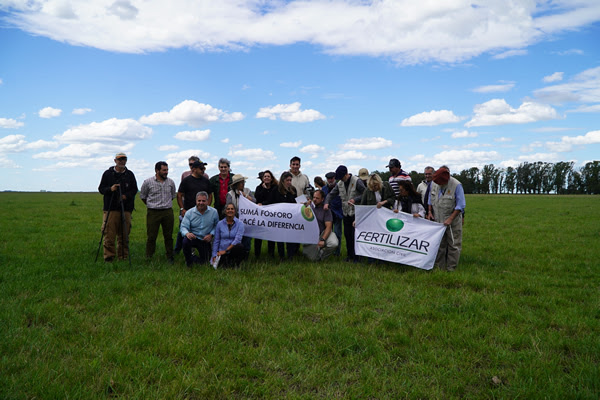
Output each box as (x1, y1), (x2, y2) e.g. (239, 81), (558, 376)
(212, 217), (245, 257)
(180, 206), (219, 237)
(140, 176), (176, 209)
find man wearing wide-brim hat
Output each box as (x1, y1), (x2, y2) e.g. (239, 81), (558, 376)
(427, 166), (466, 271)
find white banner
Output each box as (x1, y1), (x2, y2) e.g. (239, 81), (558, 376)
(238, 196), (320, 244)
(354, 205), (446, 270)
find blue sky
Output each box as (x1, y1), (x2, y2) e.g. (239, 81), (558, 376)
(1, 0), (599, 192)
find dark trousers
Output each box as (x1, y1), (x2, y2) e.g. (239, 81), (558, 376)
(277, 242), (298, 260)
(254, 238), (275, 258)
(146, 209), (174, 259)
(219, 244), (246, 268)
(182, 236), (212, 266)
(343, 214), (357, 260)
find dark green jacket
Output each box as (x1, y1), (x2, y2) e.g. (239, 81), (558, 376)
(360, 181), (395, 209)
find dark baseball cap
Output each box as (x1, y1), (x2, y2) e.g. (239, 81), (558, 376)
(325, 172), (336, 179)
(191, 160), (207, 169)
(386, 158), (401, 168)
(335, 165), (348, 180)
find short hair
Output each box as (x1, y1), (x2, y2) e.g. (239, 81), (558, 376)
(439, 165), (450, 173)
(196, 191), (209, 200)
(188, 155), (199, 162)
(218, 158), (231, 167)
(424, 166), (434, 173)
(155, 161), (168, 171)
(290, 156), (301, 164)
(313, 189), (325, 199)
(367, 173), (383, 192)
(224, 202), (237, 212)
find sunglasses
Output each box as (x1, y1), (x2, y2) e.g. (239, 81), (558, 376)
(117, 157), (127, 161)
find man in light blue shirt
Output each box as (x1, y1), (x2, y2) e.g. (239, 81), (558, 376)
(180, 191), (219, 267)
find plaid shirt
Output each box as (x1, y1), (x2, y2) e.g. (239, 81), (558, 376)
(140, 175), (176, 209)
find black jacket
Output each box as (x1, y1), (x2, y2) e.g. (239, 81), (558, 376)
(98, 167), (138, 212)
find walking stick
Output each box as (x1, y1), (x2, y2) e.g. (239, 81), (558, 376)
(118, 184), (132, 266)
(95, 190), (115, 262)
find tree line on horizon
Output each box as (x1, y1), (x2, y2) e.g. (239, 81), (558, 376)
(373, 160), (600, 195)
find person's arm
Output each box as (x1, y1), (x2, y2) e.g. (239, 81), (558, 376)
(139, 181), (148, 205)
(180, 211), (193, 238)
(324, 184), (339, 210)
(212, 222), (222, 258)
(382, 182), (396, 208)
(351, 179), (366, 204)
(177, 192), (185, 210)
(232, 219), (244, 246)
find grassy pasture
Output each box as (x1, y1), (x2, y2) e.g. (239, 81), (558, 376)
(0, 192), (599, 399)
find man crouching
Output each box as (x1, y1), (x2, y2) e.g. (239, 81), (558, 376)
(302, 190), (339, 261)
(180, 191), (218, 267)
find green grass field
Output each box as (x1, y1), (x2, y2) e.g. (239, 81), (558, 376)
(1, 193), (599, 399)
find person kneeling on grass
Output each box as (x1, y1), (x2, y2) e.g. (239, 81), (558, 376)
(212, 203), (246, 268)
(302, 190), (339, 261)
(180, 191), (218, 267)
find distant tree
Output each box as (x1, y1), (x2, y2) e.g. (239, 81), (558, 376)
(552, 161), (574, 194)
(480, 164), (496, 194)
(504, 166), (516, 194)
(581, 161), (600, 194)
(458, 167), (480, 194)
(371, 169), (390, 182)
(410, 171), (425, 186)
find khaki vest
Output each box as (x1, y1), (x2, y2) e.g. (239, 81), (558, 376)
(430, 177), (462, 222)
(339, 175), (360, 217)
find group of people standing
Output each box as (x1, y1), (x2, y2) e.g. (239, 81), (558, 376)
(98, 152), (465, 271)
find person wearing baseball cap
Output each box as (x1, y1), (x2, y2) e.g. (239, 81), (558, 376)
(427, 166), (466, 271)
(386, 158), (411, 197)
(97, 152), (138, 262)
(324, 165), (365, 262)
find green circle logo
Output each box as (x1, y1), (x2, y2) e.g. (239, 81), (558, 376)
(300, 205), (315, 221)
(386, 218), (404, 232)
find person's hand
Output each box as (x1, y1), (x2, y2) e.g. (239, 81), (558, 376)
(413, 213), (421, 218)
(317, 240), (325, 248)
(203, 234), (213, 242)
(443, 217), (453, 226)
(217, 250), (227, 256)
(323, 204), (329, 211)
(352, 221), (356, 228)
(186, 232), (196, 240)
(376, 201), (386, 209)
(393, 209), (399, 214)
(111, 183), (120, 192)
(348, 199), (355, 205)
(181, 209), (187, 216)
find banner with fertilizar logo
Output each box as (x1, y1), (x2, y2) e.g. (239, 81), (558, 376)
(238, 196), (320, 244)
(354, 205), (446, 270)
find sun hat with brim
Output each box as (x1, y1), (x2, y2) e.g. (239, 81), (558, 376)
(230, 174), (248, 187)
(358, 168), (369, 180)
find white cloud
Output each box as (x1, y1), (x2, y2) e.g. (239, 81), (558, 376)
(26, 139), (60, 150)
(0, 118), (24, 129)
(465, 99), (560, 127)
(174, 129), (211, 141)
(164, 149), (216, 172)
(552, 49), (584, 56)
(518, 153), (560, 162)
(492, 49), (528, 59)
(535, 66), (600, 104)
(158, 145), (178, 151)
(568, 104), (600, 113)
(472, 83), (515, 93)
(38, 106), (62, 118)
(300, 144), (324, 153)
(494, 137), (512, 142)
(72, 107), (92, 115)
(139, 100), (244, 126)
(228, 147), (275, 161)
(546, 130), (600, 152)
(33, 142), (135, 159)
(451, 130), (478, 138)
(54, 118), (152, 143)
(280, 140), (302, 148)
(521, 141), (544, 153)
(221, 138), (230, 143)
(256, 102), (325, 123)
(429, 150), (501, 171)
(5, 1), (598, 64)
(0, 134), (28, 153)
(543, 72), (563, 83)
(341, 137), (392, 150)
(401, 110), (460, 126)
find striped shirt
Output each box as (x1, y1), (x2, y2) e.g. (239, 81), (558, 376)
(388, 170), (412, 196)
(140, 175), (176, 209)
